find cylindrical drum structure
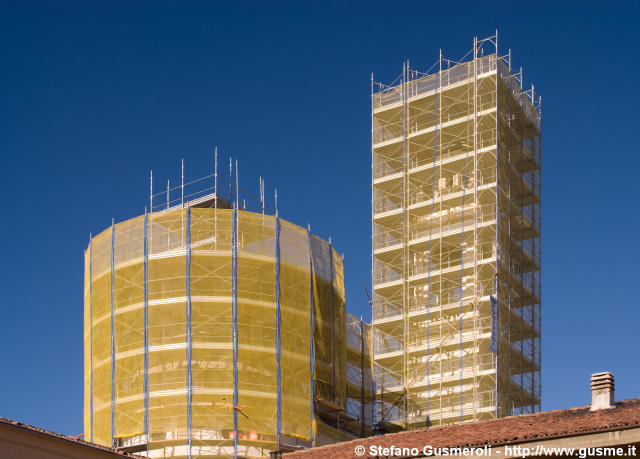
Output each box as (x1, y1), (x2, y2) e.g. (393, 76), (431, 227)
(84, 208), (347, 458)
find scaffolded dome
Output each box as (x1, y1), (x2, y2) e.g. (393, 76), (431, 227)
(84, 207), (361, 457)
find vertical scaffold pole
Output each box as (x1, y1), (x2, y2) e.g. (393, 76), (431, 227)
(458, 37), (482, 423)
(260, 177), (265, 214)
(181, 159), (185, 242)
(437, 49), (444, 425)
(181, 158), (184, 207)
(214, 148), (218, 251)
(143, 209), (150, 453)
(360, 317), (365, 437)
(536, 98), (542, 413)
(506, 76), (514, 417)
(519, 91), (526, 413)
(472, 35), (480, 421)
(229, 157), (233, 203)
(232, 168), (239, 459)
(186, 207), (192, 459)
(506, 50), (517, 418)
(214, 147), (218, 209)
(459, 102), (472, 424)
(150, 170), (153, 213)
(307, 224), (316, 447)
(110, 220), (116, 446)
(89, 234), (94, 443)
(400, 60), (408, 428)
(167, 180), (170, 210)
(328, 237), (336, 403)
(235, 160), (239, 212)
(275, 209), (282, 451)
(369, 72), (375, 429)
(494, 34), (501, 419)
(425, 60), (440, 424)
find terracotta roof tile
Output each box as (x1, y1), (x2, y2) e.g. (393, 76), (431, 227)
(0, 417), (142, 457)
(287, 399), (640, 458)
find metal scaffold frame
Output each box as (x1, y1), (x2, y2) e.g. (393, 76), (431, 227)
(84, 150), (376, 458)
(371, 32), (541, 430)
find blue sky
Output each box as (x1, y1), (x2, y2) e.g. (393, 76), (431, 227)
(1, 1), (638, 436)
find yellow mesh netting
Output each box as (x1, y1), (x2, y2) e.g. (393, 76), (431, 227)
(190, 208), (234, 457)
(236, 210), (277, 451)
(86, 207), (354, 455)
(310, 235), (334, 404)
(113, 215), (145, 438)
(362, 322), (375, 431)
(90, 229), (112, 445)
(316, 421), (353, 444)
(148, 210), (188, 441)
(332, 249), (346, 408)
(279, 220), (311, 441)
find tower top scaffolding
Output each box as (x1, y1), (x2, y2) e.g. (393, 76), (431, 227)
(148, 148), (277, 216)
(372, 32), (542, 115)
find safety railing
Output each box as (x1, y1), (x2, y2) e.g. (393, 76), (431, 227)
(373, 86), (402, 109)
(372, 298), (402, 321)
(373, 193), (402, 214)
(407, 278), (495, 314)
(498, 60), (541, 131)
(408, 202), (497, 241)
(373, 122), (403, 144)
(374, 363), (402, 388)
(372, 229), (401, 250)
(408, 167), (497, 207)
(373, 327), (403, 355)
(407, 241), (496, 278)
(373, 158), (401, 180)
(373, 262), (402, 285)
(373, 55), (497, 111)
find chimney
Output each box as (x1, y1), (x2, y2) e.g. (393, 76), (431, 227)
(590, 372), (615, 411)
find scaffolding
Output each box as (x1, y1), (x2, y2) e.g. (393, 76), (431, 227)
(371, 33), (541, 430)
(84, 157), (373, 458)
